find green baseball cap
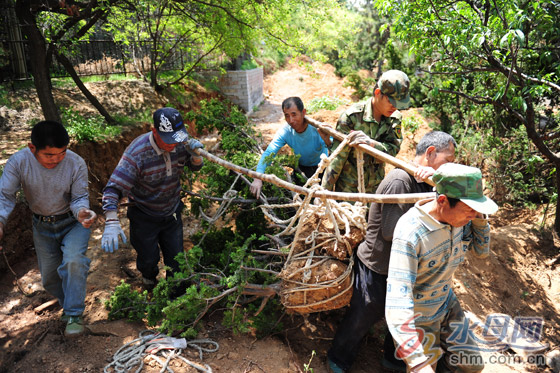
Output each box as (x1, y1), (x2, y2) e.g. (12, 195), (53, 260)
(377, 70), (411, 110)
(432, 163), (498, 215)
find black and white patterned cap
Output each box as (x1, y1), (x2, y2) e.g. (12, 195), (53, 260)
(153, 107), (189, 144)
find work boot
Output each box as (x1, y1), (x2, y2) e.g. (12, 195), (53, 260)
(326, 356), (346, 373)
(64, 315), (85, 337)
(142, 276), (157, 291)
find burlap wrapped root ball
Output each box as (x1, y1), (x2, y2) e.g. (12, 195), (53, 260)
(279, 257), (353, 314)
(292, 211), (364, 260)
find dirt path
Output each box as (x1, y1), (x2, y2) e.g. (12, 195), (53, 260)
(1, 62), (559, 372)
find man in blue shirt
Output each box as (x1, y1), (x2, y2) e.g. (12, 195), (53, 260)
(250, 97), (332, 197)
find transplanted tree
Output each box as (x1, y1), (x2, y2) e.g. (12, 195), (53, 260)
(374, 0), (560, 231)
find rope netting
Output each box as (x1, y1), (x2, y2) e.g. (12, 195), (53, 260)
(260, 138), (368, 313)
(192, 120), (435, 313)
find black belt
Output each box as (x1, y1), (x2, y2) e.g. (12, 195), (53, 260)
(33, 211), (73, 223)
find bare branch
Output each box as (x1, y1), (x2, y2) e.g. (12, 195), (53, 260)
(184, 189), (289, 204)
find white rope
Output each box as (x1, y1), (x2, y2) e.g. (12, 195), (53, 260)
(104, 330), (219, 373)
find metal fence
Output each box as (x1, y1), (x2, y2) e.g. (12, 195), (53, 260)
(0, 38), (226, 82)
(0, 2), (226, 82)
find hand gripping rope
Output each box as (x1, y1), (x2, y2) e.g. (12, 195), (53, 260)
(104, 330), (219, 373)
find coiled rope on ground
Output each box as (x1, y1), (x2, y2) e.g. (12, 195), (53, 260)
(104, 330), (219, 373)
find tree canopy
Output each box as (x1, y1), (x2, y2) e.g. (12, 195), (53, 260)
(374, 0), (560, 230)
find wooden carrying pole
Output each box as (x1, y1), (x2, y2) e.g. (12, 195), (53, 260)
(194, 148), (435, 204)
(306, 117), (436, 187)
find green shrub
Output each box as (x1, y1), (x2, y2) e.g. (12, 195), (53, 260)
(241, 59), (258, 70)
(402, 115), (422, 137)
(343, 72), (375, 100)
(61, 108), (121, 143)
(306, 95), (349, 114)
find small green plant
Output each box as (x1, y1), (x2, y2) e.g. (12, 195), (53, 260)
(61, 108), (121, 143)
(306, 95), (348, 114)
(104, 281), (149, 321)
(303, 350), (316, 373)
(402, 115), (422, 137)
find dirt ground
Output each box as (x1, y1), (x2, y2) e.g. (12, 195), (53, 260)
(1, 61), (560, 373)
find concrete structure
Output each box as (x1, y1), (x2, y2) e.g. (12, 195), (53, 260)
(210, 68), (264, 114)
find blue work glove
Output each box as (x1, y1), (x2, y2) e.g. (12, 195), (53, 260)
(101, 220), (127, 253)
(186, 138), (203, 156)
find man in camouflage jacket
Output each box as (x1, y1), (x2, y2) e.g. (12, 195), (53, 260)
(321, 70), (411, 194)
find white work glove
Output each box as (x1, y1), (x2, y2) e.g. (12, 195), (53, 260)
(186, 138), (204, 156)
(250, 179), (263, 197)
(101, 211), (126, 253)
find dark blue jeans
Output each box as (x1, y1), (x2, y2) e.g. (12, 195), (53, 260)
(328, 257), (398, 370)
(127, 202), (184, 281)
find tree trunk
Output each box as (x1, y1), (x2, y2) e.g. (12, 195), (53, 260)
(54, 51), (117, 125)
(15, 0), (60, 122)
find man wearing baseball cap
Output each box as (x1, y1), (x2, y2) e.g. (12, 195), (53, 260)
(101, 107), (203, 297)
(322, 69), (411, 194)
(385, 163), (497, 373)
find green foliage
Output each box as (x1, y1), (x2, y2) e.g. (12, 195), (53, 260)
(375, 0), (560, 213)
(105, 281), (149, 321)
(306, 95), (349, 114)
(52, 74), (137, 88)
(401, 115), (422, 137)
(222, 298), (284, 338)
(106, 225), (282, 336)
(452, 125), (555, 206)
(0, 84), (10, 107)
(343, 72), (375, 99)
(240, 59), (258, 71)
(61, 108), (121, 143)
(103, 0), (343, 89)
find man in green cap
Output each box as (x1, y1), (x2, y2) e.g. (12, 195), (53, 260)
(385, 163), (498, 373)
(321, 69), (410, 194)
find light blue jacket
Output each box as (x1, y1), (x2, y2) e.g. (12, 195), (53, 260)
(256, 122), (329, 173)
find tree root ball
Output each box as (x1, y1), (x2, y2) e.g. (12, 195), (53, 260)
(279, 257), (353, 314)
(292, 212), (364, 260)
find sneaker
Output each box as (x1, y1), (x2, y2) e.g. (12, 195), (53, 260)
(381, 356), (407, 372)
(64, 315), (85, 337)
(60, 313), (70, 322)
(326, 357), (346, 373)
(142, 276), (157, 291)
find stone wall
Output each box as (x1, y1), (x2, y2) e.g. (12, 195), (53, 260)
(208, 68), (264, 114)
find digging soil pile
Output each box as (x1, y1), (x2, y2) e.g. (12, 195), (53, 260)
(1, 61), (559, 372)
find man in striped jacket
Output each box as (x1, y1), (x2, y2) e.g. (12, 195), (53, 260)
(386, 163), (498, 372)
(101, 107), (203, 296)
